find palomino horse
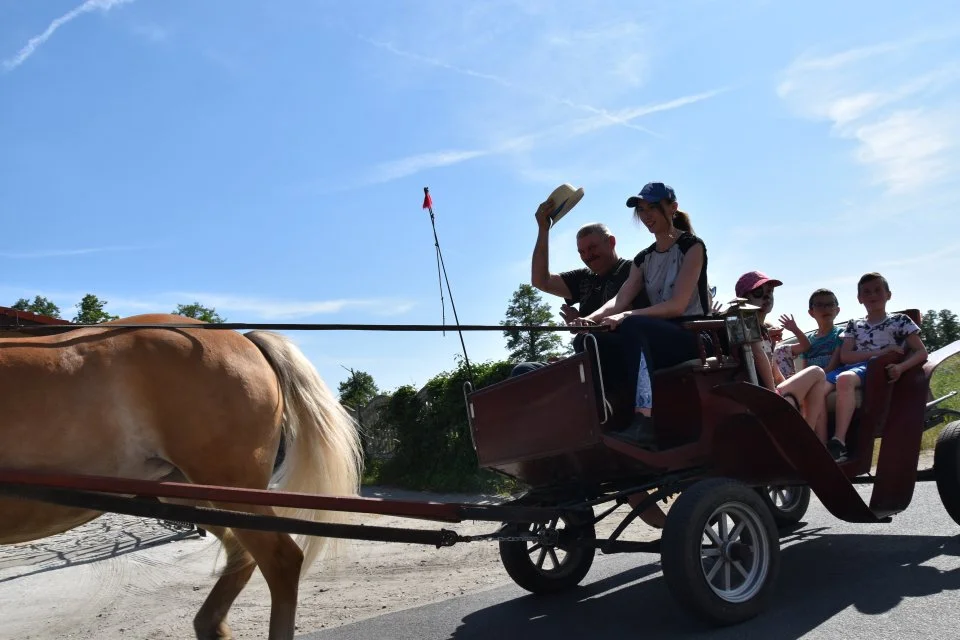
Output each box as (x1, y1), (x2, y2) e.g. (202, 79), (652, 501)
(0, 314), (363, 639)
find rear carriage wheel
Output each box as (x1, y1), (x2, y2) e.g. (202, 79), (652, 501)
(661, 478), (780, 626)
(934, 421), (960, 525)
(498, 510), (596, 594)
(757, 485), (811, 528)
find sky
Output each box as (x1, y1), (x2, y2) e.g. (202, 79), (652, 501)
(2, 0), (959, 394)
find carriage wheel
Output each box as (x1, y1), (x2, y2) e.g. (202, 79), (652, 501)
(498, 510), (596, 594)
(661, 478), (780, 626)
(934, 421), (960, 525)
(757, 485), (811, 528)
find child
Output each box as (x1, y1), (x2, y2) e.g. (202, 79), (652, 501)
(825, 273), (928, 462)
(735, 271), (829, 438)
(801, 288), (844, 372)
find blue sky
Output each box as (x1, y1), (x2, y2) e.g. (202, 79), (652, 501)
(2, 0), (959, 394)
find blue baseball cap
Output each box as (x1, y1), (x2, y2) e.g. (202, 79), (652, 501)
(625, 182), (676, 208)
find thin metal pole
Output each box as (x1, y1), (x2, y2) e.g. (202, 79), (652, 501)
(423, 186), (472, 377)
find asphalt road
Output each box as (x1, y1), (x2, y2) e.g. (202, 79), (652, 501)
(298, 482), (960, 640)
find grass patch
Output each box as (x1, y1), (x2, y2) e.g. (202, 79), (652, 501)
(921, 355), (960, 451)
(869, 355), (960, 467)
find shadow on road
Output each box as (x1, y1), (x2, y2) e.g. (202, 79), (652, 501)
(451, 528), (960, 639)
(0, 515), (201, 583)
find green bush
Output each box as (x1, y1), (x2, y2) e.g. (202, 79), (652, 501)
(374, 359), (516, 492)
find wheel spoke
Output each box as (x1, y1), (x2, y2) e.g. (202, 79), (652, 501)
(724, 561), (732, 591)
(718, 513), (730, 541)
(527, 543), (543, 554)
(535, 548), (547, 569)
(730, 520), (746, 542)
(733, 560), (750, 579)
(702, 548), (722, 557)
(548, 549), (561, 570)
(704, 524), (722, 547)
(705, 558), (723, 582)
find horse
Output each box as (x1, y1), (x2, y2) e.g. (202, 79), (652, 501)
(0, 314), (363, 640)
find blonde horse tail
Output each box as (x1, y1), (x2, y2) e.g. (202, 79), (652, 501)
(243, 330), (364, 574)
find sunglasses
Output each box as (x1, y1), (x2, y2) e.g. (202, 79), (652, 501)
(811, 302), (837, 309)
(746, 287), (769, 299)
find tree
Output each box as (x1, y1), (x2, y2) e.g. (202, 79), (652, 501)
(11, 295), (61, 318)
(72, 294), (119, 324)
(500, 284), (567, 363)
(337, 368), (380, 411)
(920, 309), (941, 350)
(937, 309), (960, 347)
(173, 302), (226, 323)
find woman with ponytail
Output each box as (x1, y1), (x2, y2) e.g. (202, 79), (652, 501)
(580, 182), (712, 447)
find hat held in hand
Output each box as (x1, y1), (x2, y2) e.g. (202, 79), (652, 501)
(546, 184), (585, 226)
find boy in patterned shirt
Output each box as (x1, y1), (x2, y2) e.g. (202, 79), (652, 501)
(825, 273), (928, 462)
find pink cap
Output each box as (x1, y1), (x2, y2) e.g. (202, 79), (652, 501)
(735, 271), (783, 298)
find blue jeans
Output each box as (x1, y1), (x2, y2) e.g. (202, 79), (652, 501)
(617, 316), (700, 409)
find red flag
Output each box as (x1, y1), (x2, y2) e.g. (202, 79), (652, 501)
(422, 190), (433, 210)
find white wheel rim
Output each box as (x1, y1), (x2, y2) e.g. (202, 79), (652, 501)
(699, 501), (770, 603)
(767, 486), (803, 513)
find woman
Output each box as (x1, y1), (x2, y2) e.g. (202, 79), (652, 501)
(734, 271), (829, 441)
(579, 182), (712, 446)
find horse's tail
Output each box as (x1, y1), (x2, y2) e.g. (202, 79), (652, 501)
(243, 330), (364, 573)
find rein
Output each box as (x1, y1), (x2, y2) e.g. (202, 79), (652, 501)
(0, 322), (612, 333)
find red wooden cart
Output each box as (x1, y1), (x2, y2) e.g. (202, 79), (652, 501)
(2, 304), (959, 627)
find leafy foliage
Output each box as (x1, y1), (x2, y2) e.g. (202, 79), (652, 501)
(173, 302), (226, 323)
(72, 294), (119, 324)
(11, 295), (61, 318)
(500, 284), (568, 363)
(919, 309), (960, 351)
(338, 369), (380, 411)
(376, 358), (515, 491)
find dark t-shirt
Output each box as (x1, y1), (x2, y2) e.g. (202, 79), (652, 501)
(559, 257), (649, 317)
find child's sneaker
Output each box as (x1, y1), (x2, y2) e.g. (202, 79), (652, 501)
(827, 437), (848, 462)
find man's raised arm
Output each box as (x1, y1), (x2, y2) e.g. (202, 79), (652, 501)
(531, 199), (574, 299)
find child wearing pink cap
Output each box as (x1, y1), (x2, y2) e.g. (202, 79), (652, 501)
(734, 271), (830, 442)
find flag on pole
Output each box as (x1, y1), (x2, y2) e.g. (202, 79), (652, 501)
(422, 186), (433, 211)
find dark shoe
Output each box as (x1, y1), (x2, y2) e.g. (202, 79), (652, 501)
(611, 413), (659, 448)
(827, 437), (848, 462)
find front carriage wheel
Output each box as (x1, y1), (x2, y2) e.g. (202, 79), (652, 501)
(498, 511), (596, 594)
(661, 478), (780, 626)
(934, 421), (960, 525)
(757, 485), (811, 528)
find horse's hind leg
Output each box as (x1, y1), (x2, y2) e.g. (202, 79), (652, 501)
(225, 524), (304, 640)
(193, 526), (257, 640)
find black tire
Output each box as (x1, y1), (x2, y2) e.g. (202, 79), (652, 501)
(661, 478), (781, 626)
(756, 485), (811, 528)
(498, 511), (596, 594)
(934, 420), (960, 525)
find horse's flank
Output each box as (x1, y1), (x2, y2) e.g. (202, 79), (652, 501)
(0, 313), (363, 639)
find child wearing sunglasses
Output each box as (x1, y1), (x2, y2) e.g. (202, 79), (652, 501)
(734, 271), (830, 442)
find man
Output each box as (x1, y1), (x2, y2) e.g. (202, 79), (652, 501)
(517, 197), (663, 527)
(531, 198), (647, 322)
(512, 198), (648, 378)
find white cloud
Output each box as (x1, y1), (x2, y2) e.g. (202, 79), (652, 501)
(2, 0), (135, 72)
(0, 246), (149, 259)
(368, 149), (492, 184)
(358, 35), (658, 137)
(777, 34), (960, 193)
(106, 293), (417, 320)
(362, 89), (723, 184)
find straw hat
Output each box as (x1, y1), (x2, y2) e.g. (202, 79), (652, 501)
(546, 184), (585, 226)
